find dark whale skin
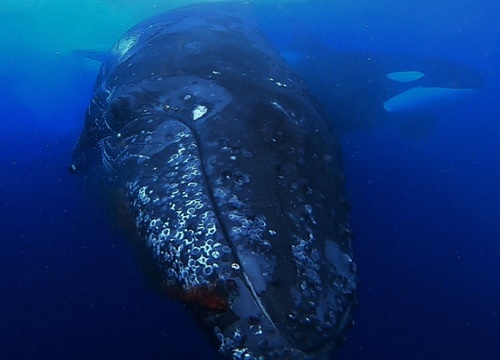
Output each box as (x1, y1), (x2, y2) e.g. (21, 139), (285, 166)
(71, 2), (357, 359)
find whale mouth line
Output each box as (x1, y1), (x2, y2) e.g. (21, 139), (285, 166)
(177, 109), (310, 354)
(240, 270), (280, 333)
(184, 118), (282, 335)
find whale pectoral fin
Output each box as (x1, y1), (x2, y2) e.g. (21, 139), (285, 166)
(386, 70), (425, 82)
(71, 49), (108, 62)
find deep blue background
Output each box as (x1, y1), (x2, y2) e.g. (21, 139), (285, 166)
(1, 1), (499, 359)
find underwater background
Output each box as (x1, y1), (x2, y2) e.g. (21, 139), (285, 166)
(1, 0), (498, 359)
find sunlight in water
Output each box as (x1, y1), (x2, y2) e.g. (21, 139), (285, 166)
(0, 0), (225, 132)
(1, 0), (219, 55)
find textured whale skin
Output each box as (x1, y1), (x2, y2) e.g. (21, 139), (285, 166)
(71, 2), (357, 359)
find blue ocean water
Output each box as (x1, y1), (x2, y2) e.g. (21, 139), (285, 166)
(1, 1), (498, 359)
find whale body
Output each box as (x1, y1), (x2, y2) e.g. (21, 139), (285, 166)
(71, 2), (357, 359)
(383, 86), (477, 113)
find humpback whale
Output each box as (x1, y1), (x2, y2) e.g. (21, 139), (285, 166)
(70, 2), (357, 359)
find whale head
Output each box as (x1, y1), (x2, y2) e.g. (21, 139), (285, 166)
(71, 3), (357, 359)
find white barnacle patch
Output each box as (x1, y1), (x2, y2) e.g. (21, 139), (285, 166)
(268, 78), (287, 87)
(304, 204), (317, 225)
(113, 34), (139, 58)
(138, 186), (150, 204)
(192, 105), (207, 120)
(291, 233), (321, 293)
(249, 325), (263, 335)
(125, 131), (236, 291)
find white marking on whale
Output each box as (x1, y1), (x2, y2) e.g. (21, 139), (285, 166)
(383, 86), (476, 113)
(386, 70), (426, 82)
(192, 105), (207, 120)
(112, 34), (139, 59)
